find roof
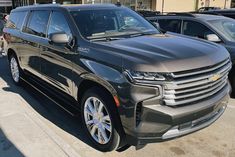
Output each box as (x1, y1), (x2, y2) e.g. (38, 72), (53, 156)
(153, 13), (230, 21)
(205, 8), (235, 13)
(193, 14), (228, 21)
(64, 4), (124, 11)
(12, 3), (124, 12)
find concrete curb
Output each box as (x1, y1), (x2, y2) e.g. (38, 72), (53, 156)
(18, 95), (82, 157)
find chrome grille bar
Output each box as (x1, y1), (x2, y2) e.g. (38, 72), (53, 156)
(165, 78), (227, 99)
(170, 62), (231, 86)
(172, 58), (230, 78)
(164, 58), (231, 106)
(164, 82), (228, 106)
(165, 75), (227, 95)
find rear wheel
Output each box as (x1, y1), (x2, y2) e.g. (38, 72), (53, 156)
(9, 54), (22, 85)
(81, 87), (122, 152)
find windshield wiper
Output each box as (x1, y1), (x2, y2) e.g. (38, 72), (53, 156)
(88, 30), (157, 42)
(89, 37), (125, 42)
(129, 31), (157, 37)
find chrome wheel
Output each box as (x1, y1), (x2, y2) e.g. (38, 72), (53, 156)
(10, 57), (20, 83)
(84, 97), (112, 145)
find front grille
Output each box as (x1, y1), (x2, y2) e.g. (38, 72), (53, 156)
(164, 58), (231, 106)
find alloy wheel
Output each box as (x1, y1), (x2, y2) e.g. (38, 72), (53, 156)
(10, 57), (20, 83)
(84, 97), (112, 145)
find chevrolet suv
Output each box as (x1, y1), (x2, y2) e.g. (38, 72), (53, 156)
(4, 4), (231, 152)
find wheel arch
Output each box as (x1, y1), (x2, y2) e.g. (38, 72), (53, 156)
(76, 75), (119, 107)
(77, 76), (127, 148)
(7, 48), (17, 61)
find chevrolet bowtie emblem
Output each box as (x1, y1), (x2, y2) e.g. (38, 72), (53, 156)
(209, 74), (221, 82)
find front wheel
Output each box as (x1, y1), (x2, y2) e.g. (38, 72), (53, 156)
(81, 87), (122, 152)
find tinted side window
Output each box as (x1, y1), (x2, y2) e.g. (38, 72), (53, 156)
(182, 20), (214, 39)
(17, 12), (27, 30)
(6, 11), (27, 30)
(24, 11), (50, 37)
(158, 19), (182, 33)
(222, 13), (235, 19)
(47, 11), (72, 39)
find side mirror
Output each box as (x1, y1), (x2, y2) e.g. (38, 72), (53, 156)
(206, 34), (221, 43)
(153, 22), (160, 28)
(49, 32), (69, 44)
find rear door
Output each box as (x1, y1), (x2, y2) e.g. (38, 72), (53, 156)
(4, 11), (27, 59)
(21, 10), (50, 76)
(182, 20), (215, 40)
(157, 19), (182, 33)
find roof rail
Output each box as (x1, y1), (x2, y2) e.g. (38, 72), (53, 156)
(167, 12), (195, 17)
(198, 12), (222, 16)
(33, 3), (60, 6)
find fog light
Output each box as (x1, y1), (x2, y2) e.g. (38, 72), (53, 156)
(136, 102), (143, 127)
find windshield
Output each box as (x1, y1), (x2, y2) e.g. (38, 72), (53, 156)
(209, 19), (235, 42)
(71, 8), (160, 40)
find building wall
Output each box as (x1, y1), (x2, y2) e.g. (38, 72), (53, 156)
(0, 0), (12, 6)
(197, 0), (231, 9)
(232, 0), (235, 7)
(153, 0), (231, 12)
(14, 0), (81, 5)
(0, 0), (12, 13)
(155, 0), (197, 12)
(12, 0), (232, 11)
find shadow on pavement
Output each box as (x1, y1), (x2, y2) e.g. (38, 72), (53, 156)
(0, 56), (95, 151)
(0, 128), (25, 157)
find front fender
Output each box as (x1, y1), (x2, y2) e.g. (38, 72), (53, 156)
(80, 73), (118, 96)
(75, 59), (127, 98)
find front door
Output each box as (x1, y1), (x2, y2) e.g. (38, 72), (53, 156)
(40, 11), (74, 96)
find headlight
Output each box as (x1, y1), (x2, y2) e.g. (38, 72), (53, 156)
(124, 70), (166, 83)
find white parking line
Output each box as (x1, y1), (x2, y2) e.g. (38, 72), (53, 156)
(228, 105), (235, 109)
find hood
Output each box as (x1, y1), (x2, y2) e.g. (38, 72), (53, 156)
(99, 34), (230, 73)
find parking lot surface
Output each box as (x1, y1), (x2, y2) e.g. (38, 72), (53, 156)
(0, 56), (235, 157)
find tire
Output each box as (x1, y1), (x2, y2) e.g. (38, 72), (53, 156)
(9, 54), (22, 85)
(229, 69), (235, 98)
(231, 76), (235, 98)
(81, 87), (122, 152)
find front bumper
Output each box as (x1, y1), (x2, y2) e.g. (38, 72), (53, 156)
(124, 82), (230, 146)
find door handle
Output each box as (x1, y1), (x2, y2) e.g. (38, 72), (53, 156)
(23, 40), (30, 44)
(39, 46), (48, 51)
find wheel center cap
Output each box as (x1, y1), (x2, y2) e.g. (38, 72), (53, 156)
(94, 114), (102, 124)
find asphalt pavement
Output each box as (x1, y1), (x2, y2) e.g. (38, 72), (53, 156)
(0, 55), (235, 157)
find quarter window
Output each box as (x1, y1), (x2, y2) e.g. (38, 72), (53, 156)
(6, 11), (27, 30)
(24, 11), (50, 37)
(182, 20), (214, 39)
(158, 19), (182, 33)
(47, 11), (72, 40)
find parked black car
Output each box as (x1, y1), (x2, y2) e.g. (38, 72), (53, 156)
(197, 7), (221, 12)
(202, 8), (235, 19)
(4, 4), (231, 152)
(148, 13), (235, 94)
(137, 10), (160, 17)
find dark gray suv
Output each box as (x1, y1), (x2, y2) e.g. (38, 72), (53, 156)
(4, 4), (231, 152)
(148, 13), (235, 93)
